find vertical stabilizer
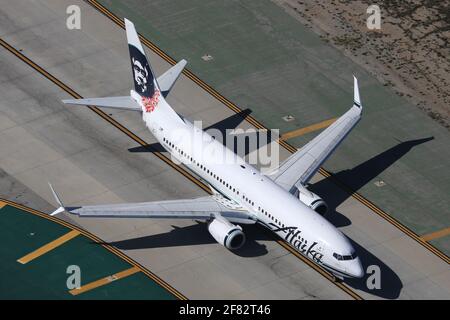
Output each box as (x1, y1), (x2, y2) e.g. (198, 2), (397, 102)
(125, 18), (159, 102)
(124, 18), (183, 122)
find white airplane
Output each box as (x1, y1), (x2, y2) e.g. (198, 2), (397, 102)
(50, 19), (364, 279)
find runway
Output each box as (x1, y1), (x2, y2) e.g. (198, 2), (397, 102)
(0, 0), (448, 299)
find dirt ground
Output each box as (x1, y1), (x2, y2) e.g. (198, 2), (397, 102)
(273, 0), (450, 129)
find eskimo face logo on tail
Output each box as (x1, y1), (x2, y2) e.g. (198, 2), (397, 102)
(128, 45), (155, 98)
(132, 57), (149, 92)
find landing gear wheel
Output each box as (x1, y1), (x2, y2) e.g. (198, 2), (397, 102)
(331, 274), (342, 283)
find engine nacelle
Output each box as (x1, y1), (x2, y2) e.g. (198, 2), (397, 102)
(207, 217), (246, 250)
(296, 185), (328, 216)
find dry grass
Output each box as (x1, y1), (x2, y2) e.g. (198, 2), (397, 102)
(274, 0), (450, 129)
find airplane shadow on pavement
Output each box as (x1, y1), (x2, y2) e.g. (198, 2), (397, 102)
(344, 237), (402, 299)
(106, 221), (271, 258)
(309, 136), (434, 227)
(310, 136), (434, 299)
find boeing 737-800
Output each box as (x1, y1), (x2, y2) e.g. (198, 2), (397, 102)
(49, 19), (364, 279)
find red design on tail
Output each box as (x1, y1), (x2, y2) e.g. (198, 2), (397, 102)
(142, 90), (160, 113)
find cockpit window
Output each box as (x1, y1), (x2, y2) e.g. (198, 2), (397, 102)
(333, 252), (357, 261)
(333, 253), (343, 260)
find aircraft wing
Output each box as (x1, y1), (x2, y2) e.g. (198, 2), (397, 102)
(269, 77), (363, 192)
(48, 184), (255, 224)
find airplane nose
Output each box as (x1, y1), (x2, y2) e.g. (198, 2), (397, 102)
(347, 258), (364, 278)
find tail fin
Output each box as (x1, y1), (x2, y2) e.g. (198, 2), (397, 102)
(62, 19), (185, 121)
(125, 18), (159, 99)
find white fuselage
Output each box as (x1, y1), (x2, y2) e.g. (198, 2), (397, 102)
(139, 91), (363, 279)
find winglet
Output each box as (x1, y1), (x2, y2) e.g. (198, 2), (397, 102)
(353, 75), (362, 108)
(48, 182), (65, 216)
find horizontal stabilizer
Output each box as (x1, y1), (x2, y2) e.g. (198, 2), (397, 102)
(62, 96), (141, 111)
(157, 59), (187, 97)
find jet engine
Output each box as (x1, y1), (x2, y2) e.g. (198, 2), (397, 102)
(295, 185), (328, 216)
(207, 216), (246, 250)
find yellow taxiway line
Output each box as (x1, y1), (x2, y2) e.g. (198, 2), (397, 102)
(69, 266), (140, 295)
(17, 230), (80, 264)
(281, 118), (337, 140)
(421, 227), (450, 242)
(0, 201), (6, 209)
